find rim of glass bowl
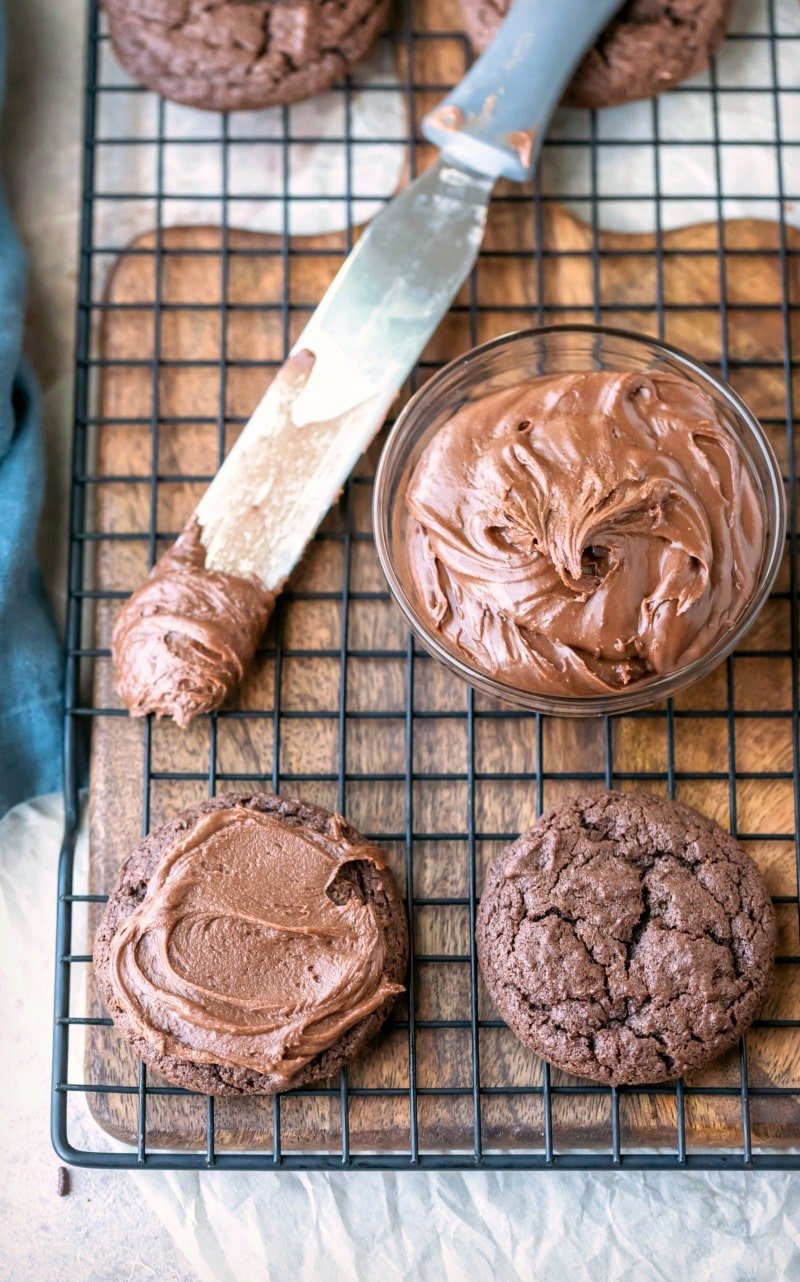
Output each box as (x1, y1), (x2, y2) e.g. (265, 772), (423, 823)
(372, 323), (787, 717)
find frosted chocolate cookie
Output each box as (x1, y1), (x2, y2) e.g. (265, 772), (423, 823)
(476, 792), (775, 1085)
(94, 793), (408, 1094)
(105, 0), (391, 112)
(459, 0), (733, 110)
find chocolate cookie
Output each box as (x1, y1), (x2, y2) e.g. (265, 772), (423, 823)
(477, 792), (775, 1085)
(460, 0), (733, 110)
(105, 0), (390, 112)
(94, 793), (408, 1095)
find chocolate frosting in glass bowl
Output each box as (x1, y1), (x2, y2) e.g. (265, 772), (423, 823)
(383, 346), (778, 711)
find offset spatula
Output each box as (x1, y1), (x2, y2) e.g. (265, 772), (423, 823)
(113, 0), (624, 725)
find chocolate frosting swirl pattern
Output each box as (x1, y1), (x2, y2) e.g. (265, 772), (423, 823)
(112, 517), (274, 727)
(105, 803), (404, 1087)
(402, 370), (764, 697)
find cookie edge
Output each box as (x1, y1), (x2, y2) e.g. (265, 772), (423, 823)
(476, 790), (776, 1086)
(93, 791), (409, 1096)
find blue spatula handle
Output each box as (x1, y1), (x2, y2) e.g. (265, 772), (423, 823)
(422, 0), (624, 182)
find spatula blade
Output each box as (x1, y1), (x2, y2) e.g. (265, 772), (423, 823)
(195, 159), (493, 588)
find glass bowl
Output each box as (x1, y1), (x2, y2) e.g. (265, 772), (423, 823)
(373, 325), (786, 717)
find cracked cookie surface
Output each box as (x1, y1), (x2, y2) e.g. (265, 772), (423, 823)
(459, 0), (733, 110)
(105, 0), (390, 112)
(476, 791), (775, 1085)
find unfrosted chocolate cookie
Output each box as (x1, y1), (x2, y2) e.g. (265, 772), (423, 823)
(94, 793), (408, 1095)
(477, 792), (775, 1085)
(460, 0), (733, 110)
(105, 0), (390, 112)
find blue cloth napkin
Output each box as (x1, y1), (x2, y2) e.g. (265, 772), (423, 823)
(0, 5), (62, 814)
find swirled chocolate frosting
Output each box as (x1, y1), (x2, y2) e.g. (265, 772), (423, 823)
(105, 805), (403, 1086)
(401, 370), (765, 697)
(112, 517), (274, 727)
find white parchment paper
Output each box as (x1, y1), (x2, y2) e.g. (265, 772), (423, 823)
(136, 1164), (800, 1282)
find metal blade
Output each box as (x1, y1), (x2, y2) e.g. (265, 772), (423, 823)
(290, 159), (494, 425)
(195, 159), (493, 589)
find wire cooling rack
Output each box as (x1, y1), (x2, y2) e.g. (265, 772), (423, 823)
(52, 0), (800, 1169)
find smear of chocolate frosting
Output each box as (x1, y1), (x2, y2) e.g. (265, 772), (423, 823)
(112, 516), (274, 727)
(401, 370), (765, 697)
(106, 805), (403, 1085)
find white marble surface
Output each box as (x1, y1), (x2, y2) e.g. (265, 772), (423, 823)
(1, 2), (800, 1280)
(0, 796), (198, 1282)
(2, 793), (799, 1282)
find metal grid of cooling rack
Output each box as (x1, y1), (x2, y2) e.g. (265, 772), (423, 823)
(52, 0), (800, 1169)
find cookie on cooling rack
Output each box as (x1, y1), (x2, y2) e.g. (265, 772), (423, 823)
(477, 791), (775, 1086)
(104, 0), (390, 112)
(94, 793), (408, 1095)
(460, 0), (733, 110)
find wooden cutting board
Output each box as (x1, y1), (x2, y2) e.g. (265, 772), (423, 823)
(84, 198), (800, 1156)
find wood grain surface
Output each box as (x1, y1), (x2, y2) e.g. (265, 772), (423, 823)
(83, 195), (800, 1155)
